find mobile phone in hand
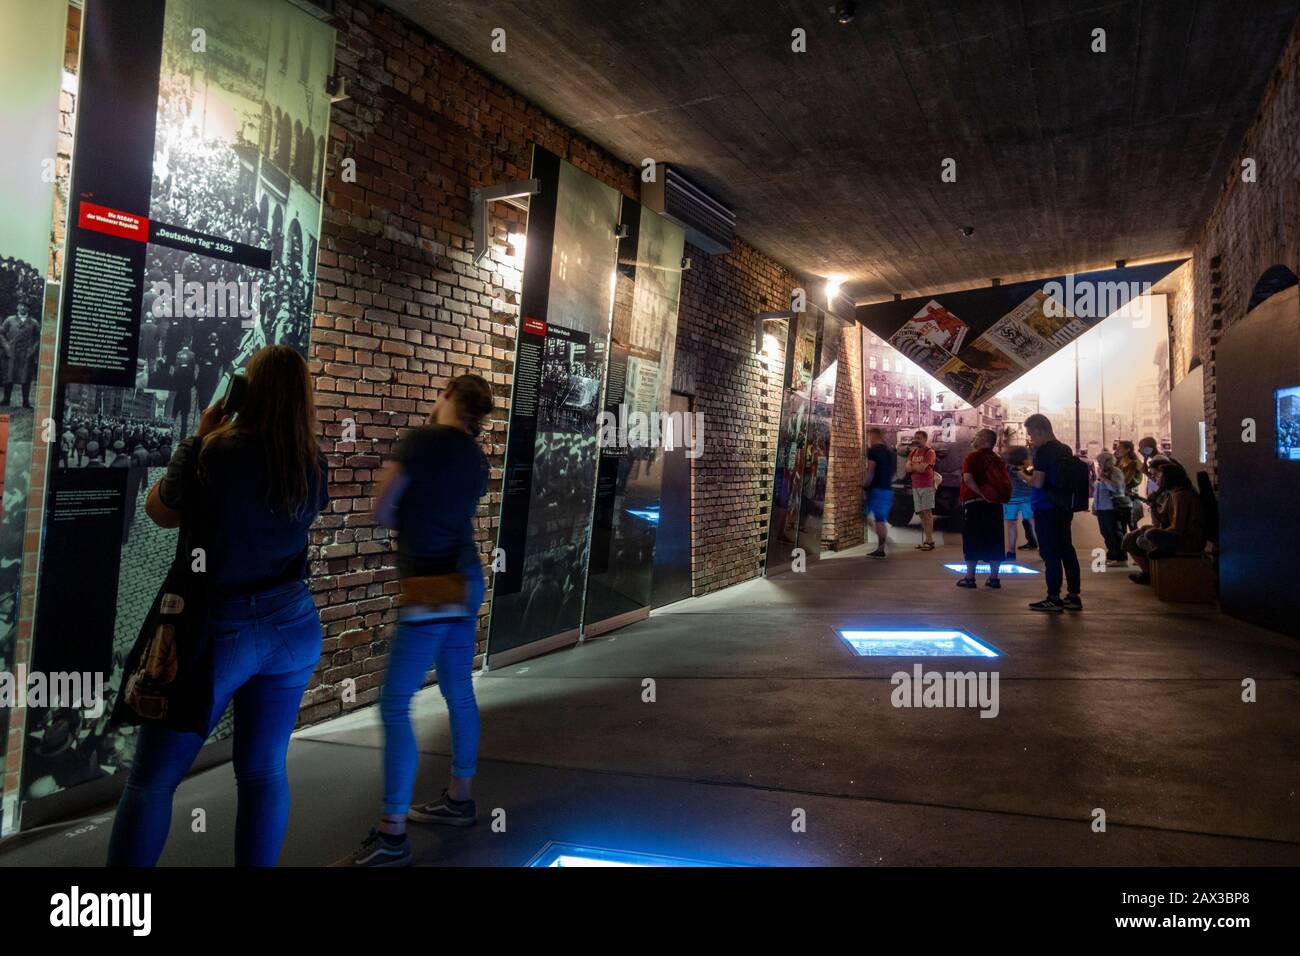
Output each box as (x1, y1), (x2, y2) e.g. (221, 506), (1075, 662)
(221, 373), (248, 418)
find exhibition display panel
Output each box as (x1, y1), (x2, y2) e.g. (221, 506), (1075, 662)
(16, 0), (336, 821)
(0, 0), (69, 834)
(487, 146), (622, 666)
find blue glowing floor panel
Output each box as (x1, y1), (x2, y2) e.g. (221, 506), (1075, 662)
(943, 562), (1038, 574)
(527, 842), (725, 867)
(836, 629), (1001, 658)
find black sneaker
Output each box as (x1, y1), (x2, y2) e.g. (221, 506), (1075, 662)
(1018, 543), (1038, 551)
(339, 828), (412, 867)
(1061, 594), (1082, 611)
(408, 790), (477, 827)
(867, 548), (887, 558)
(1028, 597), (1065, 613)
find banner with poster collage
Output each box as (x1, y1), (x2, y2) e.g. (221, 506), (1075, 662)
(19, 0), (335, 809)
(0, 0), (67, 830)
(766, 303), (844, 574)
(860, 261), (1186, 406)
(488, 146), (623, 665)
(583, 198), (685, 634)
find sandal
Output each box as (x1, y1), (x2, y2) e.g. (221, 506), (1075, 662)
(921, 542), (935, 551)
(956, 577), (977, 588)
(985, 579), (1001, 589)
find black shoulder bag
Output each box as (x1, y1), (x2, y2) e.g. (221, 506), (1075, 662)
(113, 437), (216, 735)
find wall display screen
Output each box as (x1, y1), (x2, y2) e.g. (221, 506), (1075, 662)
(19, 0), (335, 813)
(488, 146), (621, 662)
(856, 261), (1185, 406)
(0, 0), (69, 831)
(766, 305), (842, 573)
(583, 199), (685, 631)
(1277, 386), (1300, 461)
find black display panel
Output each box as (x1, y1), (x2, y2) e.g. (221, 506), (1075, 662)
(487, 147), (622, 662)
(21, 0), (336, 814)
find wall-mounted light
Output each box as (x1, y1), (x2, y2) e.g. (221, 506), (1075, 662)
(506, 231), (527, 268)
(825, 276), (844, 306)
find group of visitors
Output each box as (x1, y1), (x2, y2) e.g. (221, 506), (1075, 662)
(106, 348), (495, 868)
(862, 416), (1211, 612)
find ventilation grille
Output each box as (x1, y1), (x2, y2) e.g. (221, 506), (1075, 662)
(642, 165), (735, 255)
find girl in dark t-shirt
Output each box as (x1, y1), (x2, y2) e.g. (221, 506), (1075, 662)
(345, 374), (494, 867)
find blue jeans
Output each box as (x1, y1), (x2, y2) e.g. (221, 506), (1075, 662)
(381, 560), (483, 816)
(107, 581), (321, 867)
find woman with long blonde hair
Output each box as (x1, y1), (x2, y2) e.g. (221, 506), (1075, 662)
(109, 344), (329, 866)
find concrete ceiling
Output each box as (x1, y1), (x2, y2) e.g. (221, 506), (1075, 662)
(385, 0), (1300, 302)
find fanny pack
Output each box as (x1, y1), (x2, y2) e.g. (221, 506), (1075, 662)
(399, 572), (470, 621)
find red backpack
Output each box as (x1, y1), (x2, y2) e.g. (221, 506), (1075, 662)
(982, 455), (1013, 504)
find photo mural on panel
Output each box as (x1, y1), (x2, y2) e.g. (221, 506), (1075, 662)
(488, 146), (622, 664)
(856, 260), (1186, 406)
(583, 199), (685, 633)
(766, 304), (843, 574)
(0, 0), (68, 832)
(19, 0), (335, 811)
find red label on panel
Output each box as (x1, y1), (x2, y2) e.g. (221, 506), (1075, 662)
(77, 201), (150, 242)
(522, 317), (547, 336)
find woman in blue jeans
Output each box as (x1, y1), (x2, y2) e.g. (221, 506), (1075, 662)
(347, 374), (494, 867)
(108, 345), (329, 866)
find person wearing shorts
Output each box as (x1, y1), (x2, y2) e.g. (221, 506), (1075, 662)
(1002, 445), (1034, 558)
(906, 431), (937, 550)
(862, 427), (896, 558)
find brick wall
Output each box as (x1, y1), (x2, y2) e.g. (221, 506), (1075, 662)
(674, 240), (795, 594)
(823, 324), (864, 551)
(1170, 19), (1300, 481)
(303, 0), (835, 716)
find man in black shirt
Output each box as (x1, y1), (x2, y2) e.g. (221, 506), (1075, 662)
(863, 427), (897, 558)
(1026, 413), (1082, 613)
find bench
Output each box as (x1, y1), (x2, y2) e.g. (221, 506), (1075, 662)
(1150, 553), (1217, 604)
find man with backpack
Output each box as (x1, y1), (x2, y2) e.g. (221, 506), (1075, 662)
(956, 429), (1012, 589)
(1025, 413), (1083, 613)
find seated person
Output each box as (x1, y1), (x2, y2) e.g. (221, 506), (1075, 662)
(1122, 463), (1205, 585)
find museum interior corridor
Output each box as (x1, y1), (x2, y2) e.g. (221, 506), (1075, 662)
(5, 524), (1298, 868)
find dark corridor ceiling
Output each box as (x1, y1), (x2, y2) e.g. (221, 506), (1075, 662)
(386, 0), (1299, 302)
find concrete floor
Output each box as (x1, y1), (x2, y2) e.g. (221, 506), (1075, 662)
(3, 522), (1299, 866)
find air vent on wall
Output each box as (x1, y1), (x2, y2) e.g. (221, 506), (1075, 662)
(642, 165), (735, 255)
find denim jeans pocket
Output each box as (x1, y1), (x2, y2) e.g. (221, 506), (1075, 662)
(270, 603), (323, 673)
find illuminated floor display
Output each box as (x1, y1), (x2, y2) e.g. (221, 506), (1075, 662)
(836, 629), (1002, 658)
(943, 563), (1039, 574)
(526, 842), (725, 867)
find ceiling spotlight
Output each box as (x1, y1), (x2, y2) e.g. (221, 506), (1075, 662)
(831, 2), (856, 25)
(960, 226), (974, 238)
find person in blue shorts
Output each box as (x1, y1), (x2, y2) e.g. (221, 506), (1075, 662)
(862, 427), (897, 558)
(1002, 445), (1034, 559)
